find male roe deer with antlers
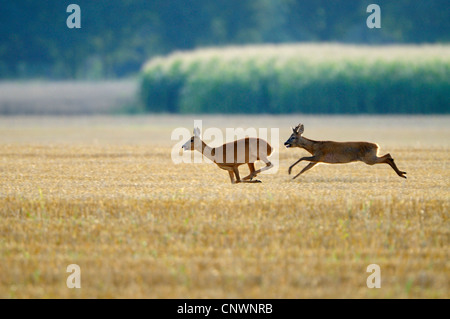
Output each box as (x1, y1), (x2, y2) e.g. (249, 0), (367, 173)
(284, 124), (407, 179)
(182, 127), (273, 184)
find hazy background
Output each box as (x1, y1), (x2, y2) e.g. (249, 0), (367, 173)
(0, 0), (448, 114)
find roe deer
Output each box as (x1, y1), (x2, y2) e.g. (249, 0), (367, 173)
(284, 124), (407, 179)
(182, 127), (273, 184)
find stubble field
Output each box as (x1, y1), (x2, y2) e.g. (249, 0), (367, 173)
(0, 115), (448, 298)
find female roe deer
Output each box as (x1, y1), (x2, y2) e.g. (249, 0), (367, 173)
(182, 127), (273, 184)
(284, 124), (407, 179)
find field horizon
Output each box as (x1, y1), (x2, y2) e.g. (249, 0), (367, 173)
(0, 115), (448, 298)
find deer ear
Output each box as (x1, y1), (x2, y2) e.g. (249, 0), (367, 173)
(193, 127), (200, 136)
(297, 124), (304, 135)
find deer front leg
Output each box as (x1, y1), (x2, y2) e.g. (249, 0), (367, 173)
(288, 156), (317, 175)
(232, 166), (242, 184)
(293, 162), (317, 179)
(228, 170), (237, 184)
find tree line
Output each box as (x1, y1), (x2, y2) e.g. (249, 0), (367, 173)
(0, 0), (448, 79)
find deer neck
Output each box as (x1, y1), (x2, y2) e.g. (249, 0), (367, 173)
(195, 140), (216, 162)
(298, 136), (317, 154)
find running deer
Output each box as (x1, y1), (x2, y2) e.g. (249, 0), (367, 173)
(182, 127), (273, 184)
(284, 124), (407, 179)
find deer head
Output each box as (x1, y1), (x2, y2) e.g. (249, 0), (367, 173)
(182, 127), (202, 151)
(284, 124), (304, 148)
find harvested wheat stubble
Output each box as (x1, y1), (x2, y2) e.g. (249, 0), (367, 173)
(0, 115), (448, 298)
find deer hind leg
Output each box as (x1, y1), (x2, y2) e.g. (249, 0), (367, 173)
(242, 163), (256, 181)
(241, 163), (263, 183)
(246, 157), (273, 182)
(363, 153), (407, 178)
(292, 162), (317, 179)
(232, 166), (260, 184)
(382, 154), (407, 178)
